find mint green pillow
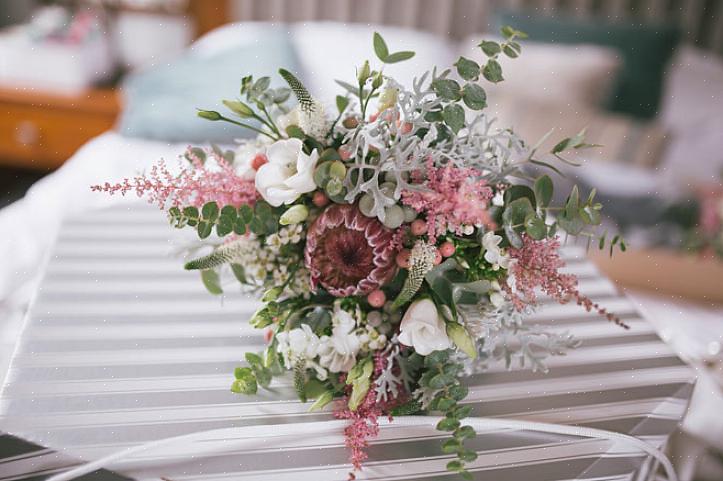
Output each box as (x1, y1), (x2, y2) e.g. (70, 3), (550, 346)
(119, 28), (300, 143)
(493, 11), (680, 119)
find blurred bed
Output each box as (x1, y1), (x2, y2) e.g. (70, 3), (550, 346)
(1, 1), (723, 477)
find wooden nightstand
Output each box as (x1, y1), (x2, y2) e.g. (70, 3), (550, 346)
(0, 87), (120, 171)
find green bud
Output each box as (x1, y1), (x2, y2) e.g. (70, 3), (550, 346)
(279, 204), (309, 225)
(372, 71), (384, 89)
(446, 322), (477, 359)
(328, 160), (347, 179)
(262, 286), (283, 302)
(358, 60), (371, 84)
(197, 110), (222, 121)
(222, 100), (254, 118)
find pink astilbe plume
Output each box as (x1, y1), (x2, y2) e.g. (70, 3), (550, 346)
(334, 352), (404, 478)
(505, 234), (627, 328)
(402, 159), (495, 243)
(91, 147), (258, 209)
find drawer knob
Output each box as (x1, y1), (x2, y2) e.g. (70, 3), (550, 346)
(15, 121), (40, 146)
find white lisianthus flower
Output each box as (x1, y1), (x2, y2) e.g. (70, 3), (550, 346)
(255, 138), (319, 207)
(276, 324), (327, 380)
(482, 231), (511, 270)
(318, 305), (361, 373)
(397, 298), (451, 356)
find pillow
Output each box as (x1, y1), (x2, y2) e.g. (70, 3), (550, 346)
(459, 36), (621, 109)
(119, 25), (300, 144)
(492, 10), (681, 119)
(488, 96), (668, 168)
(657, 46), (723, 189)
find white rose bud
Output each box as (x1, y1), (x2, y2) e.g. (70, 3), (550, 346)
(397, 299), (451, 356)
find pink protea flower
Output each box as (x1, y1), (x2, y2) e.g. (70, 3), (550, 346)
(305, 204), (397, 297)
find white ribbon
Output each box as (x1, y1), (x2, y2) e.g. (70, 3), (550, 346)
(46, 416), (678, 481)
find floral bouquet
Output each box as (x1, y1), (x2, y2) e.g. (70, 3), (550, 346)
(95, 29), (626, 479)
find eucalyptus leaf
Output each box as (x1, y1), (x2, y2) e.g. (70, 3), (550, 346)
(201, 269), (222, 295)
(483, 59), (504, 83)
(461, 83), (487, 110)
(432, 78), (461, 101)
(478, 40), (501, 57)
(385, 51), (415, 63)
(442, 104), (465, 134)
(455, 56), (480, 80)
(534, 175), (553, 207)
(373, 32), (389, 61)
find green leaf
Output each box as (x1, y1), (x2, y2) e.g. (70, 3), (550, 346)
(197, 220), (213, 239)
(458, 449), (478, 462)
(501, 25), (528, 40)
(238, 204), (254, 224)
(230, 263), (246, 283)
(524, 213), (547, 240)
(446, 460), (464, 472)
(429, 373), (456, 390)
(448, 385), (468, 401)
(483, 59), (504, 83)
(200, 269), (223, 295)
(505, 185), (535, 205)
(503, 197), (535, 227)
(254, 366), (272, 388)
(373, 32), (389, 61)
(222, 100), (254, 118)
(453, 405), (473, 419)
(442, 104), (465, 134)
(503, 41), (522, 58)
(308, 390), (334, 412)
(231, 373), (257, 395)
(437, 417), (461, 431)
(455, 425), (476, 440)
(234, 366), (253, 379)
(441, 438), (461, 453)
(437, 397), (456, 411)
(202, 202), (219, 222)
(534, 174), (554, 207)
(253, 76), (271, 92)
(455, 56), (480, 81)
(336, 95), (349, 114)
(385, 51), (415, 63)
(432, 78), (462, 101)
(478, 40), (501, 57)
(461, 83), (487, 110)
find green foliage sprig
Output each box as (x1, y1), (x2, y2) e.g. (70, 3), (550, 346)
(168, 200), (282, 239)
(419, 351), (477, 480)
